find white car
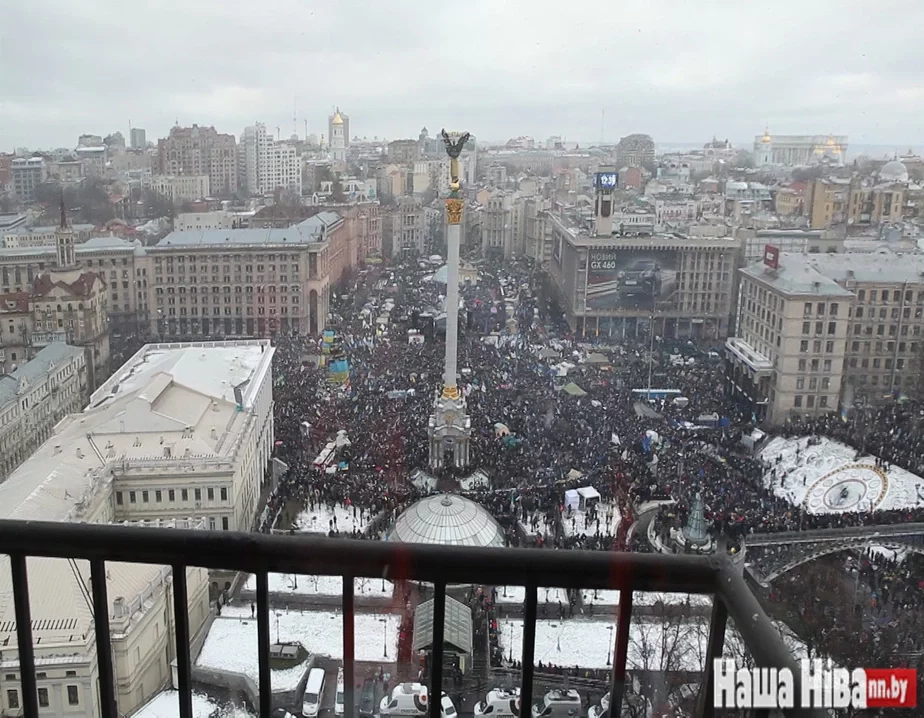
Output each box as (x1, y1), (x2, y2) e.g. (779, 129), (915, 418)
(441, 694), (458, 718)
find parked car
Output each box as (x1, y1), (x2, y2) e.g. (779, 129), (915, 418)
(359, 678), (378, 718)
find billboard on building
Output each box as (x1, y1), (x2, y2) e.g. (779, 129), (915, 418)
(585, 248), (680, 310)
(595, 171), (618, 190)
(763, 244), (780, 269)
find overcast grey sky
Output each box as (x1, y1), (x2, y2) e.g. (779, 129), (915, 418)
(1, 0), (922, 150)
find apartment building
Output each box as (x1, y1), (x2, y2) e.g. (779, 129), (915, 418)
(807, 252), (924, 404)
(481, 192), (514, 258)
(0, 339), (276, 716)
(0, 236), (147, 342)
(1, 222), (95, 248)
(726, 250), (924, 424)
(388, 139), (420, 163)
(10, 157), (47, 202)
(737, 228), (844, 264)
(846, 181), (905, 227)
(0, 342), (86, 481)
(147, 212), (342, 337)
(157, 124), (238, 196)
(240, 123), (302, 196)
(151, 173), (211, 204)
(615, 134), (655, 168)
(75, 145), (107, 177)
(806, 178), (851, 229)
(548, 182), (741, 340)
(0, 219), (111, 389)
(382, 196), (425, 257)
(131, 127), (147, 149)
(726, 255), (852, 423)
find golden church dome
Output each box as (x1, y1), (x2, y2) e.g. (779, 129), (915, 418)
(761, 126), (772, 144)
(331, 109), (344, 126)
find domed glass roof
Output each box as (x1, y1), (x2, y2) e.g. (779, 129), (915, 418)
(880, 160), (909, 183)
(389, 494), (505, 548)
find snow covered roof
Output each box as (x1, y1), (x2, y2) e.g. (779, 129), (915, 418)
(0, 341), (274, 650)
(155, 212), (342, 249)
(741, 254), (853, 297)
(413, 595), (473, 655)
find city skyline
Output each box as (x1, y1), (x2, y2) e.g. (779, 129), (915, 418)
(2, 0), (922, 149)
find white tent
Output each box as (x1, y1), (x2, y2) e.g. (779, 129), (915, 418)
(565, 486), (601, 512)
(494, 423), (511, 437)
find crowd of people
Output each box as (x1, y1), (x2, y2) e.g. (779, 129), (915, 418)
(259, 253), (922, 687)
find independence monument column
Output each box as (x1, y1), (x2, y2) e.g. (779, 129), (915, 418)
(428, 129), (472, 470)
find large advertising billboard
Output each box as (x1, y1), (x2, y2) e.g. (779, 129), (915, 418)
(586, 248), (680, 311)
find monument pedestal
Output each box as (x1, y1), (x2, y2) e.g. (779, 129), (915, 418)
(428, 391), (471, 470)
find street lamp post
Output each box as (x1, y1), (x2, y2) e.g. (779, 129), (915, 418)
(606, 625), (614, 666)
(379, 617), (388, 659)
(275, 611), (281, 644)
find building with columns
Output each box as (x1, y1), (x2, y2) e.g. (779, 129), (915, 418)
(753, 130), (848, 166)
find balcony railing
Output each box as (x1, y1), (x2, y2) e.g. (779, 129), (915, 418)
(0, 520), (825, 718)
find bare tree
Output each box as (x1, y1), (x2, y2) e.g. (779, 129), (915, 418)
(628, 607), (706, 712)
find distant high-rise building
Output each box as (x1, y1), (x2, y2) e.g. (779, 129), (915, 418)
(329, 108), (350, 150)
(77, 134), (103, 148)
(157, 124), (238, 196)
(616, 134), (655, 168)
(130, 127), (147, 149)
(239, 122), (302, 196)
(10, 157), (47, 202)
(104, 132), (126, 154)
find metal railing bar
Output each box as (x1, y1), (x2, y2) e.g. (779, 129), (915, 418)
(714, 568), (827, 717)
(171, 563), (193, 718)
(429, 583), (447, 718)
(0, 521), (724, 593)
(255, 571), (272, 717)
(342, 575), (355, 718)
(90, 559), (118, 718)
(518, 583), (538, 714)
(609, 589), (633, 716)
(10, 553), (38, 718)
(697, 594), (728, 718)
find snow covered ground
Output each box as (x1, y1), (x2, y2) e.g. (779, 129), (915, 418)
(244, 573), (394, 598)
(496, 586), (571, 604)
(196, 606), (399, 691)
(498, 618), (707, 671)
(867, 544), (909, 563)
(562, 502), (621, 538)
(580, 590), (713, 608)
(495, 586), (710, 608)
(133, 690), (253, 718)
(518, 510), (555, 537)
(761, 436), (924, 514)
(294, 503), (372, 534)
(499, 617), (807, 671)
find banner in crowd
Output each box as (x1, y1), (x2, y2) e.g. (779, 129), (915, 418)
(329, 357), (350, 384)
(322, 330), (336, 354)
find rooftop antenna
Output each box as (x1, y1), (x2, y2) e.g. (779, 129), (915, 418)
(275, 125), (281, 139)
(59, 190), (69, 229)
(600, 109), (605, 146)
(304, 119), (308, 139)
(293, 96), (298, 138)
